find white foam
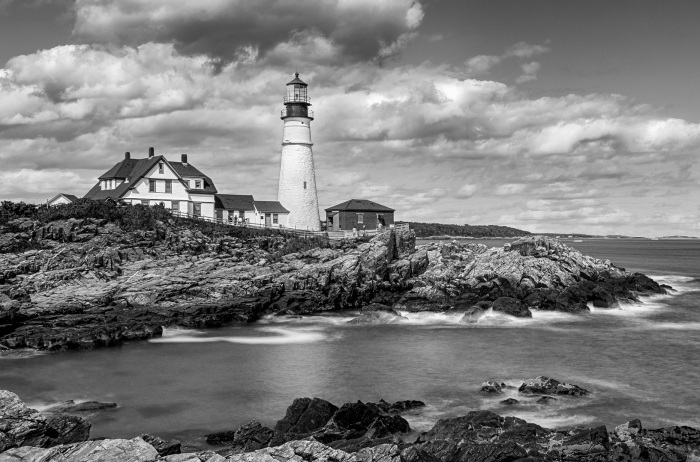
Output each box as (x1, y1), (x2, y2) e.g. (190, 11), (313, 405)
(161, 327), (204, 337)
(651, 274), (700, 294)
(258, 314), (357, 326)
(150, 327), (329, 345)
(0, 349), (46, 360)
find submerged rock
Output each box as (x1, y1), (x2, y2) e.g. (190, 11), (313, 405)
(480, 381), (506, 394)
(44, 400), (118, 415)
(518, 376), (590, 396)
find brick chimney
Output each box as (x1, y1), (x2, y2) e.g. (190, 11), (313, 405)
(148, 147), (155, 158)
(181, 154), (188, 164)
(125, 151), (130, 160)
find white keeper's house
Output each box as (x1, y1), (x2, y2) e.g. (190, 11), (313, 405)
(84, 147), (289, 227)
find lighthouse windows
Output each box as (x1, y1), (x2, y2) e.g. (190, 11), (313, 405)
(303, 181), (307, 189)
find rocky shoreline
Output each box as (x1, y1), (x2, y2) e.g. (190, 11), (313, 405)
(1, 214), (669, 352)
(2, 376), (699, 462)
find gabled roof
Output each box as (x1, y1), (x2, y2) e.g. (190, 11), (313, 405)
(85, 154), (217, 200)
(254, 201), (289, 213)
(325, 199), (395, 213)
(215, 194), (255, 211)
(48, 193), (78, 203)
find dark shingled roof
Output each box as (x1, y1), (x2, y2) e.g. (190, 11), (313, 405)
(325, 199), (395, 213)
(85, 155), (216, 200)
(286, 72), (308, 86)
(254, 201), (289, 213)
(215, 194), (255, 211)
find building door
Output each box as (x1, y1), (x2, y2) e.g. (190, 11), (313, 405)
(216, 209), (223, 222)
(265, 213), (271, 227)
(193, 202), (201, 217)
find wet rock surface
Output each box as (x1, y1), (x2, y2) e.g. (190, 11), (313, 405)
(3, 390), (700, 461)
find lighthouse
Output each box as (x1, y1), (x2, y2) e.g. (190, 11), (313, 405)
(278, 73), (321, 231)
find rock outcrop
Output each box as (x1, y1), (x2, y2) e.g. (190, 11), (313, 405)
(0, 212), (668, 352)
(2, 390), (700, 462)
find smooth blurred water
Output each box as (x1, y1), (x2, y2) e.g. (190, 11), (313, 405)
(1, 239), (699, 449)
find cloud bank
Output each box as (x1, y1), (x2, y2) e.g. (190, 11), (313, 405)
(0, 0), (699, 236)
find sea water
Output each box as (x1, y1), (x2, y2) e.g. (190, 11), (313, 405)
(1, 239), (699, 449)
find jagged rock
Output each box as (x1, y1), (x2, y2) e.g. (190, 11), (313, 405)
(613, 419), (643, 442)
(376, 399), (425, 415)
(270, 397), (338, 446)
(44, 400), (117, 414)
(216, 421), (273, 455)
(518, 376), (590, 396)
(491, 297), (531, 318)
(0, 390), (49, 449)
(559, 425), (610, 460)
(0, 437), (158, 461)
(480, 381), (506, 394)
(140, 433), (181, 456)
(45, 415), (91, 446)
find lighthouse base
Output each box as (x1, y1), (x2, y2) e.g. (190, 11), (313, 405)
(278, 144), (321, 231)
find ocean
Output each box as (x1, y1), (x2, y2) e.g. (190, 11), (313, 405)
(1, 238), (699, 450)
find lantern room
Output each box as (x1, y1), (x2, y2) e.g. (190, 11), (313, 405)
(285, 73), (309, 103)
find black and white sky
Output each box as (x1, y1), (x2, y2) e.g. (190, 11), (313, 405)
(1, 0), (699, 236)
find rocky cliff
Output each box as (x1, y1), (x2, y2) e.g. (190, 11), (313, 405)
(0, 215), (667, 352)
(2, 387), (699, 462)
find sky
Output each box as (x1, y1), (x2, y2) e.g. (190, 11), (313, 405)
(1, 0), (699, 237)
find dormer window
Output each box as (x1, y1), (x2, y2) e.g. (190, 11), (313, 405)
(195, 180), (202, 189)
(159, 163), (164, 174)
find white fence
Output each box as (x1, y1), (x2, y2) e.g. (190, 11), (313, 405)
(169, 210), (408, 240)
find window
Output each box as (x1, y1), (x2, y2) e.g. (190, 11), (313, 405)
(357, 213), (364, 224)
(149, 179), (156, 192)
(273, 214), (279, 224)
(194, 180), (202, 189)
(228, 213), (234, 223)
(158, 163), (164, 174)
(303, 181), (307, 189)
(165, 180), (172, 193)
(193, 203), (202, 217)
(239, 210), (245, 219)
(141, 200), (149, 206)
(171, 201), (179, 212)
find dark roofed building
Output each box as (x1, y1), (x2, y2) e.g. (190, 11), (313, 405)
(214, 195), (289, 227)
(84, 149), (218, 218)
(325, 199), (395, 231)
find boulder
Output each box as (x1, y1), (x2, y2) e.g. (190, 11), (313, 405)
(614, 419), (642, 442)
(491, 297), (532, 318)
(217, 420), (273, 455)
(518, 376), (590, 396)
(379, 399), (425, 415)
(536, 396), (557, 405)
(270, 397), (338, 445)
(0, 390), (49, 449)
(140, 433), (181, 456)
(480, 381), (506, 394)
(460, 306), (486, 324)
(500, 398), (519, 405)
(45, 415), (91, 446)
(559, 425), (610, 460)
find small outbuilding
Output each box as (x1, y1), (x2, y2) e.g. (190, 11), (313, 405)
(47, 193), (79, 206)
(325, 199), (395, 231)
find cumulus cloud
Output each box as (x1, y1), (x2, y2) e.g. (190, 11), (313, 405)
(72, 0), (424, 65)
(515, 61), (540, 83)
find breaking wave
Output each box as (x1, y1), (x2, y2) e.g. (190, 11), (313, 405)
(151, 327), (330, 345)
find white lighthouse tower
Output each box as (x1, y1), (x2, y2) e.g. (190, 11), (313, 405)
(278, 73), (321, 231)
